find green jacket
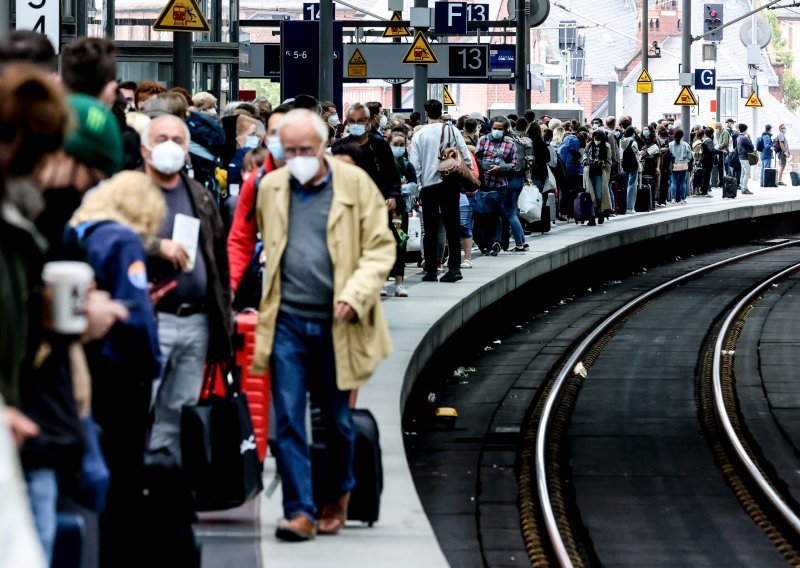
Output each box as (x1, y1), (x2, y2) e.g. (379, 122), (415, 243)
(0, 203), (45, 407)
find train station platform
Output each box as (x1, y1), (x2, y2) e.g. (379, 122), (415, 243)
(200, 185), (800, 568)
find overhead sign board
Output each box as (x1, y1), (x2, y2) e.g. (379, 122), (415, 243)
(346, 44), (488, 79)
(153, 0), (210, 32)
(348, 49), (367, 78)
(636, 68), (653, 94)
(383, 11), (411, 37)
(402, 31), (439, 64)
(674, 86), (699, 106)
(745, 90), (763, 107)
(282, 21), (343, 114)
(694, 68), (716, 90)
(434, 1), (467, 34)
(303, 3), (336, 20)
(15, 0), (60, 51)
(467, 4), (489, 20)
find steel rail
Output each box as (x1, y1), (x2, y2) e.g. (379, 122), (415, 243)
(535, 239), (800, 567)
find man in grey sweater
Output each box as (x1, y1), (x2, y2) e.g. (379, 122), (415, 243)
(409, 99), (473, 283)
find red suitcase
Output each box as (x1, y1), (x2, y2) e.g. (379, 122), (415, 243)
(203, 312), (270, 462)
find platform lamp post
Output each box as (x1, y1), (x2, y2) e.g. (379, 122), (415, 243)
(680, 0), (691, 133)
(319, 0), (334, 103)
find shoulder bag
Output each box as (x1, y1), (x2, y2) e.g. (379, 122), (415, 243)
(181, 361), (263, 511)
(437, 124), (480, 192)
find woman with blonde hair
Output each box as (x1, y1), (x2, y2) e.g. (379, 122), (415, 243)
(549, 118), (565, 146)
(66, 170), (166, 566)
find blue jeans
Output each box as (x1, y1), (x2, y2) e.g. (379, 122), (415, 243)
(589, 175), (603, 216)
(459, 198), (473, 240)
(493, 187), (525, 247)
(271, 311), (355, 521)
(625, 171), (639, 211)
(25, 468), (58, 564)
(761, 156), (772, 186)
(670, 170), (688, 201)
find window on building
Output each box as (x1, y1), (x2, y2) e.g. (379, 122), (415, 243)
(719, 87), (737, 119)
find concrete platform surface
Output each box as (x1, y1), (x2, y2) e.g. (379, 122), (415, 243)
(211, 186), (800, 568)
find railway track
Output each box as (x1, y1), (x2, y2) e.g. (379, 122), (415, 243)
(520, 240), (800, 567)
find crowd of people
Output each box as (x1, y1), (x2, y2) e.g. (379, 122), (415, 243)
(1, 27), (795, 566)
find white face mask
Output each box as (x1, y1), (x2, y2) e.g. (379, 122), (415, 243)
(328, 114), (340, 127)
(148, 140), (186, 175)
(379, 115), (388, 128)
(288, 155), (321, 185)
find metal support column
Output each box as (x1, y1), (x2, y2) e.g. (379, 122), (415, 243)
(681, 0), (691, 132)
(641, 0), (648, 126)
(715, 86), (721, 122)
(413, 0), (428, 120)
(608, 81), (617, 117)
(105, 0), (115, 38)
(77, 0), (87, 38)
(173, 32), (193, 90)
(0, 0), (8, 40)
(392, 37), (402, 109)
(514, 0), (527, 116)
(319, 0), (334, 102)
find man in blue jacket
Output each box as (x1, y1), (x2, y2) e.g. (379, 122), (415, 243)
(758, 124), (773, 186)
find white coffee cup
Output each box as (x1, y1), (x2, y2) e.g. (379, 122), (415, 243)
(42, 261), (95, 335)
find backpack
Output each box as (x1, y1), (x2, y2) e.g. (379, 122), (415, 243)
(692, 139), (704, 162)
(511, 135), (531, 174)
(756, 135), (765, 152)
(621, 141), (638, 173)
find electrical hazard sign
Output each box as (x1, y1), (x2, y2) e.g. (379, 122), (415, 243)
(402, 31), (439, 64)
(745, 90), (763, 107)
(383, 11), (411, 38)
(348, 49), (367, 78)
(674, 86), (699, 106)
(153, 0), (210, 32)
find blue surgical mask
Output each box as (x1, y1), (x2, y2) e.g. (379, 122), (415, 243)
(267, 136), (284, 162)
(491, 129), (504, 140)
(643, 130), (650, 137)
(245, 135), (260, 149)
(391, 146), (405, 158)
(349, 124), (367, 137)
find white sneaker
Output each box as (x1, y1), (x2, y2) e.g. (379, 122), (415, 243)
(460, 259), (473, 269)
(380, 287), (389, 297)
(394, 285), (408, 297)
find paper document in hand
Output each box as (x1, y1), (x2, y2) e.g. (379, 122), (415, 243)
(172, 213), (201, 271)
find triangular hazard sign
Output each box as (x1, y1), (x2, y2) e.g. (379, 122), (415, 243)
(443, 85), (455, 106)
(674, 86), (698, 106)
(153, 0), (210, 32)
(402, 31), (439, 64)
(745, 90), (763, 107)
(349, 49), (366, 65)
(637, 69), (653, 83)
(383, 11), (411, 38)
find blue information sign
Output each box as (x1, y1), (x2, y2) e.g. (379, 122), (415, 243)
(281, 21), (344, 111)
(694, 68), (716, 91)
(434, 1), (467, 34)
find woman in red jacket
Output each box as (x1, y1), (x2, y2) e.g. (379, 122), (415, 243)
(228, 104), (290, 304)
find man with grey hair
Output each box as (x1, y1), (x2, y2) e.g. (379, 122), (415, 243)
(252, 108), (395, 541)
(142, 114), (233, 465)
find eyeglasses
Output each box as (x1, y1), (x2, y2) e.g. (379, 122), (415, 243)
(282, 146), (319, 159)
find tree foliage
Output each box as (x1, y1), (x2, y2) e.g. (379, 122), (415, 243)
(764, 11), (799, 112)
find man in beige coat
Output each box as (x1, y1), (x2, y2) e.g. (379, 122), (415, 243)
(252, 109), (395, 541)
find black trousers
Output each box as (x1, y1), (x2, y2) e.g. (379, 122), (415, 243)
(420, 182), (461, 275)
(715, 150), (727, 187)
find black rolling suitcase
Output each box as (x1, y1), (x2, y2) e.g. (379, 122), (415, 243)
(612, 179), (627, 215)
(52, 513), (84, 568)
(722, 175), (738, 198)
(635, 180), (652, 212)
(791, 171), (800, 187)
(573, 192), (593, 224)
(763, 168), (778, 187)
(312, 408), (383, 526)
(527, 199), (551, 234)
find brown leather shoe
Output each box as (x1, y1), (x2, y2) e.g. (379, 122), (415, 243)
(317, 493), (350, 535)
(275, 515), (316, 542)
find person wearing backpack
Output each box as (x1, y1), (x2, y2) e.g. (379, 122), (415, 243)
(502, 118), (532, 250)
(757, 124), (773, 186)
(700, 127), (716, 196)
(736, 123), (756, 194)
(620, 126), (641, 212)
(668, 128), (692, 203)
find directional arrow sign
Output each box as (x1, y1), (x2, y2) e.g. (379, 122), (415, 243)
(674, 86), (699, 106)
(402, 31), (439, 64)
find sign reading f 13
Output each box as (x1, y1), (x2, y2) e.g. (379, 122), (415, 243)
(435, 1), (468, 34)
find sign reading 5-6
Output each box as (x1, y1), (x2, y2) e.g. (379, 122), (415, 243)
(16, 0), (60, 52)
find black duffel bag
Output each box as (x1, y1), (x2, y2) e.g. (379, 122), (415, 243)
(181, 362), (263, 511)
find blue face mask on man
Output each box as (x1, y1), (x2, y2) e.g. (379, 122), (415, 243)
(349, 124), (367, 137)
(267, 136), (284, 162)
(491, 129), (504, 140)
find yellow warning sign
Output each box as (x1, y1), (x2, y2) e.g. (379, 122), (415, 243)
(443, 85), (455, 106)
(348, 49), (367, 78)
(382, 11), (411, 38)
(674, 86), (699, 106)
(153, 0), (210, 32)
(636, 68), (653, 94)
(402, 31), (439, 64)
(745, 90), (763, 108)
